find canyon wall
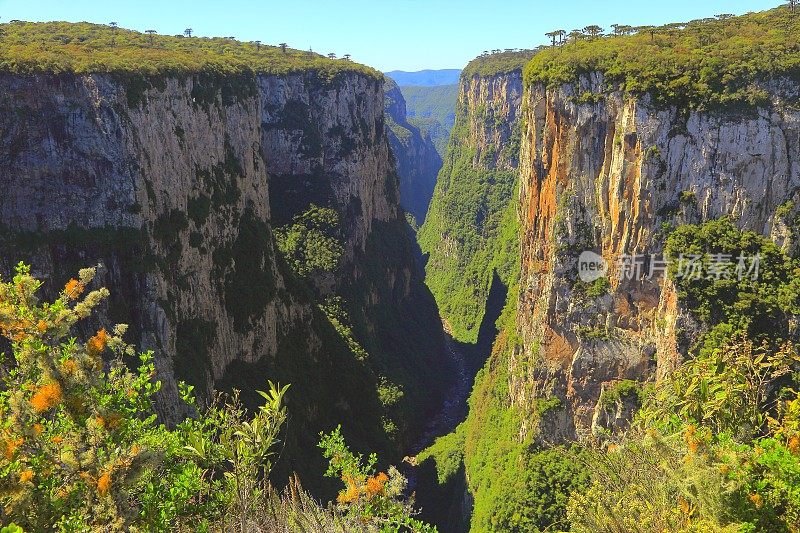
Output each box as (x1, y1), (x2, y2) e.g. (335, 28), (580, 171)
(418, 65), (526, 344)
(417, 57), (800, 532)
(0, 68), (451, 484)
(515, 74), (800, 442)
(414, 58), (530, 532)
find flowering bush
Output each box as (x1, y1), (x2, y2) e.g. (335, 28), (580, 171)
(569, 336), (800, 532)
(0, 263), (435, 532)
(319, 426), (434, 532)
(0, 263), (289, 531)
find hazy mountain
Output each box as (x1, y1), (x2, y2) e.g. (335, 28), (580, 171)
(385, 68), (461, 86)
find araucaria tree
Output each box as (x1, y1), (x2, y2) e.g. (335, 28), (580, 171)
(545, 30), (560, 46)
(583, 25), (604, 38)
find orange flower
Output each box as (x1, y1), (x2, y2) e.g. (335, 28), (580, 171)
(97, 471), (111, 496)
(19, 470), (34, 483)
(788, 435), (799, 455)
(749, 493), (764, 509)
(86, 328), (108, 357)
(678, 496), (690, 515)
(365, 471), (389, 499)
(64, 279), (84, 300)
(337, 483), (360, 504)
(719, 464), (730, 475)
(51, 436), (63, 444)
(33, 423), (44, 435)
(687, 439), (700, 453)
(36, 320), (48, 333)
(30, 382), (63, 412)
(2, 437), (24, 460)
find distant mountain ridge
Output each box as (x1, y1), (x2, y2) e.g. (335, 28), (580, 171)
(385, 69), (461, 86)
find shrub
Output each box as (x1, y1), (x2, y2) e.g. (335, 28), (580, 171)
(319, 426), (435, 532)
(639, 336), (799, 440)
(0, 263), (293, 530)
(570, 334), (800, 532)
(275, 205), (344, 278)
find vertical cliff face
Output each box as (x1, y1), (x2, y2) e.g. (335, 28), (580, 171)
(256, 70), (453, 447)
(0, 67), (451, 485)
(515, 74), (800, 441)
(418, 66), (525, 344)
(383, 78), (442, 224)
(414, 58), (532, 532)
(0, 73), (283, 422)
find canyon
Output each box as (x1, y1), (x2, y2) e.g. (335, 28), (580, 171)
(1, 9), (800, 532)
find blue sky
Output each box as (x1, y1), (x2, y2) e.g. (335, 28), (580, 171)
(0, 0), (781, 71)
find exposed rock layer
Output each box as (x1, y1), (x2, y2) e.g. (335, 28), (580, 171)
(515, 74), (800, 440)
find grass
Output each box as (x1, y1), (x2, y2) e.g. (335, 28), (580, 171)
(524, 7), (800, 109)
(462, 50), (538, 78)
(0, 21), (381, 80)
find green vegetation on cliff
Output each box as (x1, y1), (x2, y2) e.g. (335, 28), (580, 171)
(421, 218), (800, 532)
(418, 92), (521, 343)
(525, 7), (800, 109)
(398, 84), (459, 156)
(664, 217), (800, 355)
(420, 274), (591, 532)
(399, 85), (458, 130)
(0, 21), (380, 79)
(463, 50), (537, 78)
(562, 220), (800, 531)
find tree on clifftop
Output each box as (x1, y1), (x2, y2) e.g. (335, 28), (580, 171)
(546, 30), (566, 47)
(583, 25), (604, 38)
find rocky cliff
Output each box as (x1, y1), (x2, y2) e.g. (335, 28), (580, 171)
(383, 78), (442, 224)
(515, 74), (800, 442)
(418, 58), (527, 345)
(0, 56), (451, 488)
(417, 37), (800, 530)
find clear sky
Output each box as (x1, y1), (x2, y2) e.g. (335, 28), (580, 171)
(0, 0), (782, 71)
